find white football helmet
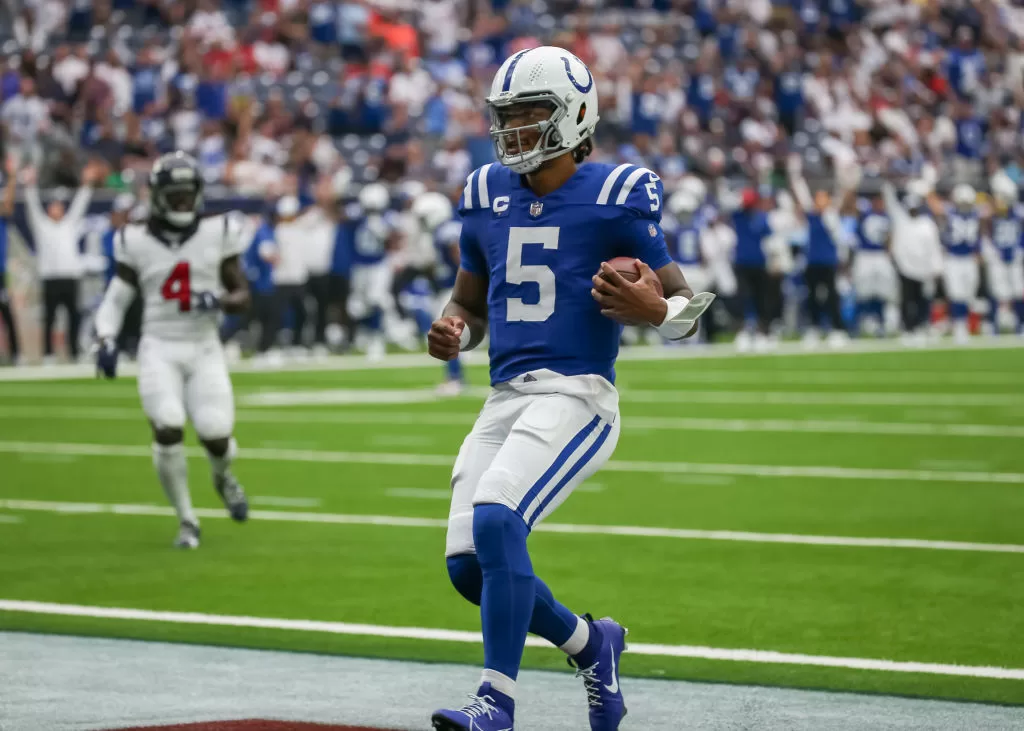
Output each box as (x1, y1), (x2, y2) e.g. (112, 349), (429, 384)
(411, 191), (453, 232)
(991, 171), (1018, 206)
(678, 175), (707, 204)
(487, 46), (600, 174)
(952, 183), (976, 209)
(668, 190), (700, 217)
(358, 183), (390, 213)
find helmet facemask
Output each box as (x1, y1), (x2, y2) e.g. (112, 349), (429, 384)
(155, 181), (202, 228)
(488, 95), (568, 174)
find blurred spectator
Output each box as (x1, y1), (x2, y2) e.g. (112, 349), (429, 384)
(23, 161), (103, 362)
(0, 159), (19, 363)
(1, 77), (50, 165)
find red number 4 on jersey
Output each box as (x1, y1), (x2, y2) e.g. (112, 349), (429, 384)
(161, 261), (192, 312)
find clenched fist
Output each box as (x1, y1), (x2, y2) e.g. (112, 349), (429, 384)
(428, 315), (465, 361)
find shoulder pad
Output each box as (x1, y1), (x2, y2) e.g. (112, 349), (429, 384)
(459, 163), (508, 214)
(593, 164), (663, 221)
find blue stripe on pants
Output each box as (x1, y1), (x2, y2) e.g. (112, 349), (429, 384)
(528, 422), (613, 527)
(515, 414), (601, 520)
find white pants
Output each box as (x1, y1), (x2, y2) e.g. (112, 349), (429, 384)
(943, 257), (979, 303)
(348, 263), (393, 320)
(987, 258), (1024, 302)
(137, 334), (235, 439)
(679, 264), (712, 296)
(852, 250), (897, 302)
(445, 371), (621, 557)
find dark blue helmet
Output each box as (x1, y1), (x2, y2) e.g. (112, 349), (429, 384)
(149, 151), (204, 230)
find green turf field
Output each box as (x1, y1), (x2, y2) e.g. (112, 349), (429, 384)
(1, 346), (1023, 706)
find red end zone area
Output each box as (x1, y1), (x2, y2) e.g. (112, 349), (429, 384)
(105, 721), (400, 731)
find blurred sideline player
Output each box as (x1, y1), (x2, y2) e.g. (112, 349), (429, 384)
(984, 172), (1024, 333)
(348, 182), (396, 361)
(665, 188), (712, 340)
(932, 184), (981, 343)
(851, 193), (895, 337)
(93, 152), (250, 549)
(427, 46), (712, 731)
(411, 190), (466, 394)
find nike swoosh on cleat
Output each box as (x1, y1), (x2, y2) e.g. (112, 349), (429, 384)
(604, 645), (619, 694)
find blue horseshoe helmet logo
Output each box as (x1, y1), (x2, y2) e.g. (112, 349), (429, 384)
(562, 56), (593, 94)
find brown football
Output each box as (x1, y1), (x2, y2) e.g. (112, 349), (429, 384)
(602, 256), (664, 295)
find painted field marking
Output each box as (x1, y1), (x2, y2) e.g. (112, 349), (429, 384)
(0, 599), (1022, 681)
(655, 370), (1024, 386)
(618, 390), (1024, 407)
(1, 499), (1023, 555)
(0, 335), (1020, 382)
(1, 440), (1022, 485)
(0, 514), (22, 523)
(3, 407), (1024, 439)
(250, 497), (323, 508)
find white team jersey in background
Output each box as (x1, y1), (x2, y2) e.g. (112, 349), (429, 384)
(116, 214), (248, 342)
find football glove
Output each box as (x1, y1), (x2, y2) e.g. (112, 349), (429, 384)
(193, 291), (220, 312)
(95, 338), (119, 379)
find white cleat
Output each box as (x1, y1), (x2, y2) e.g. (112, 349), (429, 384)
(366, 337), (386, 362)
(174, 521), (200, 549)
(734, 331), (752, 352)
(826, 330), (850, 349)
(801, 329), (821, 350)
(435, 379), (464, 398)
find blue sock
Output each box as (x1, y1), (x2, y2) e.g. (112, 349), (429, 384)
(472, 503), (536, 682)
(1015, 301), (1024, 331)
(950, 301), (969, 321)
(445, 356), (464, 382)
(367, 309), (382, 332)
(413, 308), (433, 336)
(447, 553), (578, 647)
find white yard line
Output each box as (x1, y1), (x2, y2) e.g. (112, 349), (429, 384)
(0, 440), (1021, 484)
(0, 337), (1020, 382)
(249, 496), (323, 508)
(618, 390), (1024, 407)
(3, 406), (1024, 439)
(0, 514), (22, 523)
(1, 599), (1022, 681)
(654, 370), (1024, 385)
(1, 498), (1022, 555)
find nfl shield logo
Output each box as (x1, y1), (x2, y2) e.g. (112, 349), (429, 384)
(648, 223), (658, 237)
(530, 201), (544, 217)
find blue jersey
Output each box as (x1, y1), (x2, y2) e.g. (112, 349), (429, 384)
(806, 213), (838, 266)
(434, 218), (462, 290)
(669, 222), (702, 266)
(0, 216), (7, 274)
(991, 206), (1024, 263)
(944, 211), (981, 257)
(245, 223), (276, 294)
(351, 214), (391, 266)
(458, 163), (672, 386)
(856, 211), (890, 252)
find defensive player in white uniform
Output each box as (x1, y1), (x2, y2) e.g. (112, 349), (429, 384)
(93, 152), (250, 549)
(985, 173), (1024, 333)
(426, 47), (713, 731)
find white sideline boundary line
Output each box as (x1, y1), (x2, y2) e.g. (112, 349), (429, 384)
(2, 498), (1024, 554)
(0, 599), (1021, 681)
(0, 337), (1020, 382)
(4, 406), (1024, 439)
(1, 440), (1023, 485)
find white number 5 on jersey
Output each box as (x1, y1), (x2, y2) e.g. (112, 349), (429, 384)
(645, 172), (661, 212)
(506, 227), (559, 322)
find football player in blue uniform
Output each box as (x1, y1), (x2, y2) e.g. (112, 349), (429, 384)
(851, 194), (895, 337)
(985, 173), (1024, 333)
(427, 47), (712, 731)
(934, 184), (982, 343)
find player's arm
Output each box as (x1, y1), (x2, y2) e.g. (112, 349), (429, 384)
(218, 254), (251, 314)
(430, 268), (488, 360)
(0, 157), (16, 218)
(95, 262), (139, 340)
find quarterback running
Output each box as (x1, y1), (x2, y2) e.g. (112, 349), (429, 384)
(427, 47), (713, 731)
(93, 151), (251, 549)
